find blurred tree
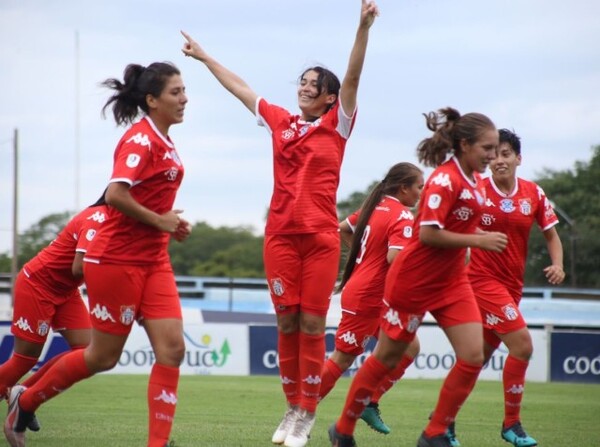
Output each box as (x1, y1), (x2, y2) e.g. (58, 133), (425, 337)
(527, 145), (600, 288)
(16, 211), (73, 268)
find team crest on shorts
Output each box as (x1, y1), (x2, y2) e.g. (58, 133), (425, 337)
(501, 304), (519, 321)
(120, 305), (136, 325)
(406, 315), (421, 333)
(270, 278), (285, 297)
(37, 320), (50, 337)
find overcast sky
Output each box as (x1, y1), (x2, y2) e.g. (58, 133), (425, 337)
(1, 0), (599, 255)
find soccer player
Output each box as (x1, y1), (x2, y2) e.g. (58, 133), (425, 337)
(4, 62), (192, 447)
(0, 198), (107, 430)
(452, 128), (564, 447)
(318, 162), (424, 435)
(328, 107), (509, 447)
(181, 2), (379, 446)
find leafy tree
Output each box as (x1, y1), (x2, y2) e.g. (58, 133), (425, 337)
(527, 145), (600, 288)
(169, 222), (264, 277)
(16, 211), (73, 268)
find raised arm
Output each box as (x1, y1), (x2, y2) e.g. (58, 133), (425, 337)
(181, 30), (259, 114)
(340, 0), (379, 115)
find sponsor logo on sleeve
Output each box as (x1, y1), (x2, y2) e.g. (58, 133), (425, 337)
(428, 194), (442, 210)
(125, 153), (141, 168)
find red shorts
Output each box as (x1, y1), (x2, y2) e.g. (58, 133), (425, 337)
(471, 277), (526, 347)
(380, 278), (482, 343)
(334, 310), (379, 356)
(11, 270), (91, 344)
(83, 262), (181, 336)
(263, 232), (340, 316)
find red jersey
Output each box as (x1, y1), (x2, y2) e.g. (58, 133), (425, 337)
(85, 116), (184, 265)
(468, 176), (559, 297)
(342, 196), (415, 315)
(385, 157), (487, 305)
(23, 205), (108, 296)
(257, 98), (356, 235)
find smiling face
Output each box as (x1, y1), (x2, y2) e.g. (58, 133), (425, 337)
(297, 70), (337, 121)
(146, 74), (188, 133)
(491, 141), (522, 182)
(459, 128), (499, 176)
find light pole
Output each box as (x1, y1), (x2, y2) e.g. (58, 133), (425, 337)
(11, 128), (19, 304)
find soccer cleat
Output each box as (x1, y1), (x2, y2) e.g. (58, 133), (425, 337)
(445, 421), (460, 447)
(272, 406), (299, 444)
(26, 414), (40, 432)
(283, 409), (315, 447)
(501, 422), (538, 447)
(417, 431), (452, 447)
(328, 423), (357, 447)
(360, 402), (390, 435)
(4, 385), (34, 447)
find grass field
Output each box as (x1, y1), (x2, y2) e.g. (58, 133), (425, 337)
(12, 374), (600, 446)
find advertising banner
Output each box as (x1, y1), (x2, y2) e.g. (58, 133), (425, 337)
(249, 324), (548, 382)
(550, 331), (600, 384)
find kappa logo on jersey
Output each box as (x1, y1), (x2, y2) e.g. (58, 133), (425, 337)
(453, 206), (473, 221)
(270, 278), (285, 296)
(85, 229), (96, 241)
(427, 194), (442, 210)
(519, 198), (532, 216)
(459, 188), (474, 200)
(154, 390), (178, 405)
(125, 132), (151, 149)
(430, 172), (453, 191)
(338, 331), (359, 347)
(120, 305), (136, 325)
(13, 317), (34, 333)
(398, 210), (414, 220)
(125, 153), (141, 168)
(376, 206), (391, 212)
(87, 211), (107, 223)
(37, 320), (50, 337)
(485, 198), (495, 207)
(480, 213), (495, 226)
(502, 304), (519, 321)
(486, 313), (504, 326)
(403, 226), (413, 238)
(90, 304), (116, 322)
(499, 198), (515, 213)
(163, 149), (182, 166)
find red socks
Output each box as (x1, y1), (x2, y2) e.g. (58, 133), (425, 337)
(147, 363), (180, 447)
(298, 332), (325, 413)
(503, 355), (528, 428)
(425, 358), (482, 437)
(22, 346), (86, 389)
(372, 354), (414, 403)
(19, 349), (92, 412)
(336, 355), (391, 436)
(278, 331), (301, 406)
(0, 352), (38, 399)
(319, 358), (344, 401)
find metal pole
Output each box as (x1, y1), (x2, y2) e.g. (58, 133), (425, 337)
(10, 128), (19, 305)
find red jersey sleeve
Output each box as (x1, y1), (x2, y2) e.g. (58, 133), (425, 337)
(111, 131), (154, 185)
(535, 185), (559, 231)
(388, 208), (415, 250)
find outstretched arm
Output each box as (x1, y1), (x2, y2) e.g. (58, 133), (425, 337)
(181, 30), (259, 114)
(340, 0), (379, 115)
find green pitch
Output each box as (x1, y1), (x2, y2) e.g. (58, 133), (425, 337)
(13, 375), (600, 446)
